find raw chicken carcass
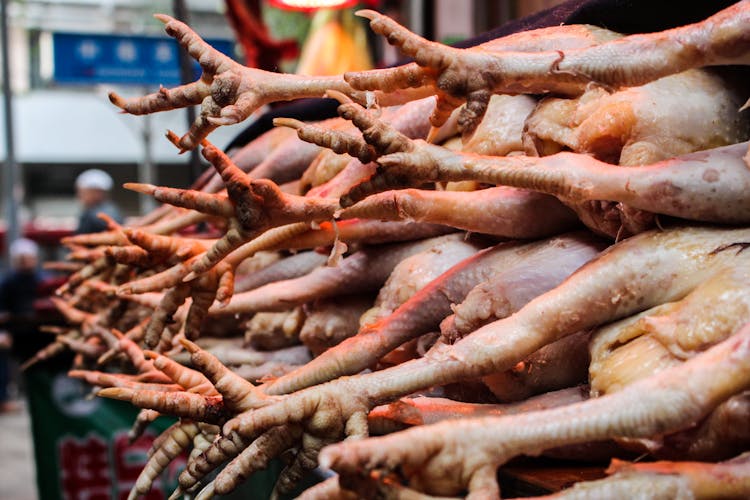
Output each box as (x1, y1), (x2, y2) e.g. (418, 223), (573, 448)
(319, 325), (750, 498)
(522, 68), (749, 236)
(348, 2), (750, 137)
(99, 226), (750, 497)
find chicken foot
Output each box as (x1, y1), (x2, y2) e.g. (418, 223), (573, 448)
(109, 14), (369, 150)
(320, 321), (750, 497)
(233, 250), (327, 294)
(367, 388), (589, 435)
(349, 2), (750, 136)
(212, 234), (462, 316)
(355, 138), (750, 231)
(165, 134), (338, 280)
(265, 232), (603, 395)
(179, 227), (748, 496)
(340, 186), (580, 239)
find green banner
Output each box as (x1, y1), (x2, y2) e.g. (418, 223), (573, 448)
(26, 367), (179, 500)
(24, 366), (320, 499)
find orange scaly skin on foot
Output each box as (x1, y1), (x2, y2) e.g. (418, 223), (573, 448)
(349, 2), (750, 137)
(109, 15), (365, 151)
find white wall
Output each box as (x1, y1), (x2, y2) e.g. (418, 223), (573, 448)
(435, 0), (474, 43)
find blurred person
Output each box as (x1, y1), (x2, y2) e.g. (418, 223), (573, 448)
(0, 239), (44, 412)
(75, 169), (122, 234)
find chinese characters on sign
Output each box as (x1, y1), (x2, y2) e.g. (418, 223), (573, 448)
(53, 32), (234, 86)
(58, 431), (186, 499)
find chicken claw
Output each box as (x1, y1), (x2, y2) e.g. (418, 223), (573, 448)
(353, 10), (492, 139)
(320, 323), (750, 497)
(109, 14), (360, 150)
(352, 2), (750, 138)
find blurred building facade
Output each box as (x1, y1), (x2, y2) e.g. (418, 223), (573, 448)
(0, 0), (560, 231)
(1, 0), (247, 229)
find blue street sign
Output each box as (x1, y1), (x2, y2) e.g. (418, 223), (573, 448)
(52, 32), (234, 85)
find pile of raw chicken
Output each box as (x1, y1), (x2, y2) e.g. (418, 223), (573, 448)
(45, 1), (750, 498)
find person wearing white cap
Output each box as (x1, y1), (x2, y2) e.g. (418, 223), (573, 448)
(75, 169), (122, 234)
(9, 238), (39, 270)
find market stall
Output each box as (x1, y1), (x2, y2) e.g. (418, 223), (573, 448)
(37, 1), (750, 498)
